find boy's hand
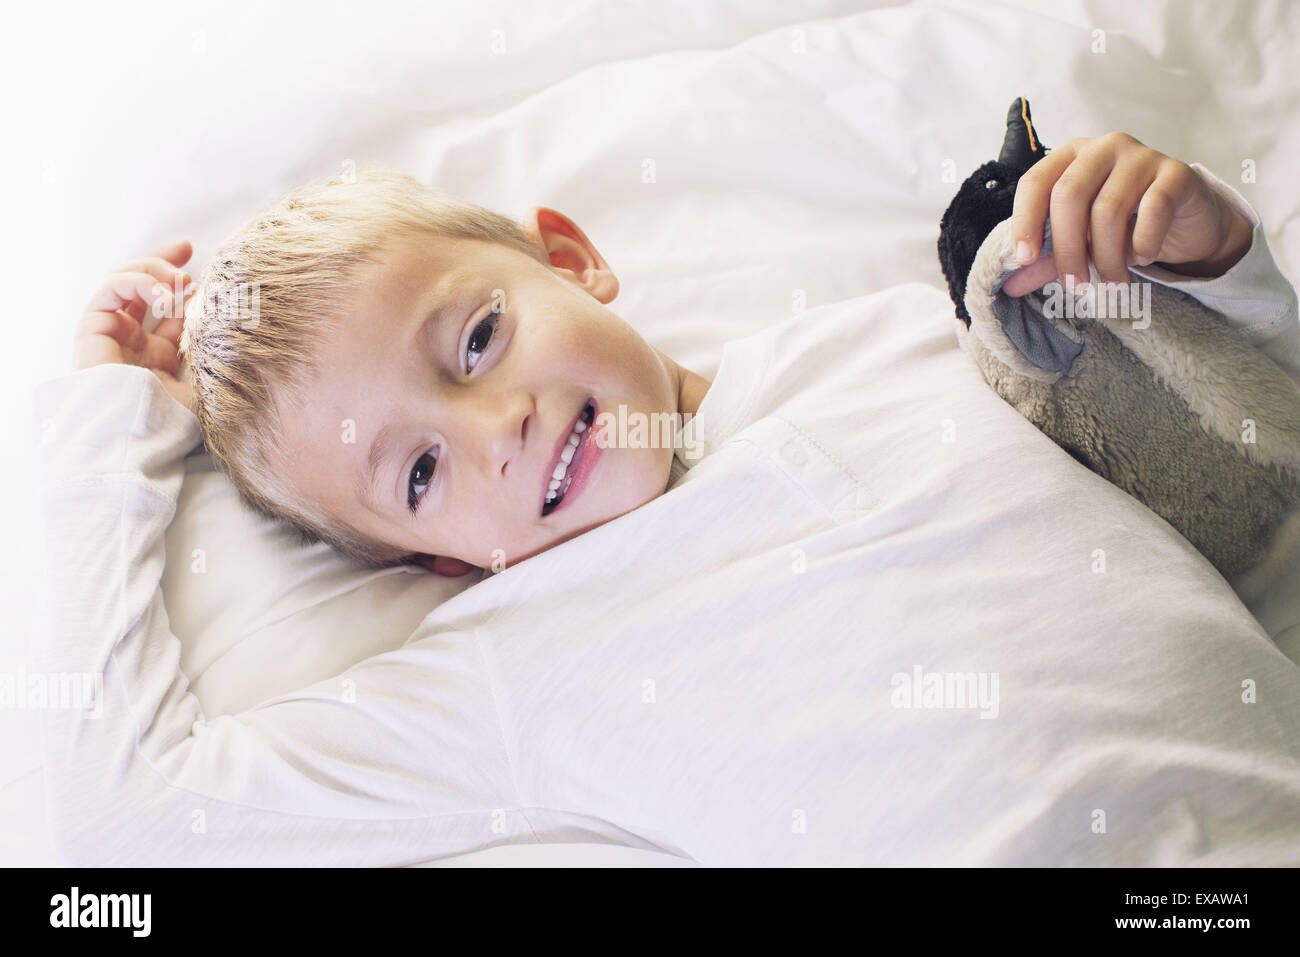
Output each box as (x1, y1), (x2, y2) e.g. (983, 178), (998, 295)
(73, 239), (197, 412)
(1002, 131), (1253, 298)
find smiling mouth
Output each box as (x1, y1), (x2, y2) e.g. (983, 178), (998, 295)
(541, 399), (596, 516)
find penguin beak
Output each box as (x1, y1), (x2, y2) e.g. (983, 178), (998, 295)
(998, 96), (1045, 172)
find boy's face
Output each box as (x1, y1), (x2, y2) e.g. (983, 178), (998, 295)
(271, 208), (685, 574)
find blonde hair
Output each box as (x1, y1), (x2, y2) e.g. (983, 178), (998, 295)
(179, 165), (545, 568)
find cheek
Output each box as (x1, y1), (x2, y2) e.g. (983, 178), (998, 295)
(579, 323), (660, 388)
(531, 317), (628, 384)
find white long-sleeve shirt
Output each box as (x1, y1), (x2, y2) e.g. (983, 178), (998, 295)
(34, 163), (1300, 866)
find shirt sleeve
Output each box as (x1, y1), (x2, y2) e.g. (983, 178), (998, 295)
(33, 364), (529, 865)
(1127, 162), (1300, 386)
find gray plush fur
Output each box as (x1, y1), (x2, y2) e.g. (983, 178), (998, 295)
(958, 217), (1300, 604)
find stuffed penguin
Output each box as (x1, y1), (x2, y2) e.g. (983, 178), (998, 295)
(937, 97), (1300, 604)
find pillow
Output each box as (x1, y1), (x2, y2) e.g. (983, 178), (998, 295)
(161, 445), (484, 716)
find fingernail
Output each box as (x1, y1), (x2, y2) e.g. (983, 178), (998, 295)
(1135, 254), (1154, 266)
(1015, 241), (1032, 264)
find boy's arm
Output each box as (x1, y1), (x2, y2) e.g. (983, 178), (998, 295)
(1128, 162), (1300, 386)
(34, 365), (527, 865)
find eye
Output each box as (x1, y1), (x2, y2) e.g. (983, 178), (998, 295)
(985, 178), (1000, 189)
(407, 448), (439, 514)
(466, 313), (499, 372)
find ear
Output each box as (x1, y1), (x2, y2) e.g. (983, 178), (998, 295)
(519, 206), (620, 304)
(409, 554), (481, 577)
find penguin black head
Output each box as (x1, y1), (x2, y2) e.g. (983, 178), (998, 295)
(937, 96), (1050, 328)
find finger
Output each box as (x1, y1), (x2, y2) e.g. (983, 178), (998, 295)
(1049, 146), (1115, 289)
(121, 274), (191, 324)
(1090, 165), (1158, 284)
(1131, 162), (1197, 266)
(112, 255), (194, 296)
(142, 272), (199, 328)
(152, 312), (184, 347)
(1001, 253), (1059, 298)
(142, 332), (182, 374)
(77, 307), (139, 344)
(75, 307), (149, 367)
(1009, 138), (1082, 265)
(121, 299), (148, 322)
(82, 271), (175, 319)
(146, 239), (193, 269)
(1122, 215), (1142, 268)
(79, 308), (181, 374)
(74, 333), (126, 371)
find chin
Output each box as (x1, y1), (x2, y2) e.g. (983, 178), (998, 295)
(594, 456), (673, 521)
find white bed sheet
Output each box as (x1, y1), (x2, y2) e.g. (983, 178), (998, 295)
(6, 0), (1300, 866)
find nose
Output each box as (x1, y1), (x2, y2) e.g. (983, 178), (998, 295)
(450, 386), (533, 478)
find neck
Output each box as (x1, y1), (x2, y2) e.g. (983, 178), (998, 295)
(659, 349), (711, 418)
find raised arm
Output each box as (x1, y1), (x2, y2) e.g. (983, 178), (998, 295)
(35, 253), (528, 865)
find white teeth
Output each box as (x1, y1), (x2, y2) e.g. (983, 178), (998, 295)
(552, 423), (584, 478)
(545, 405), (593, 511)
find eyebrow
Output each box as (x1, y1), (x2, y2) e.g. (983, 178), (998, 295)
(362, 422), (399, 515)
(354, 282), (473, 516)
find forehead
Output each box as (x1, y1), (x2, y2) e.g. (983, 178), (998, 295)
(270, 236), (507, 472)
(312, 235), (506, 365)
(357, 232), (488, 299)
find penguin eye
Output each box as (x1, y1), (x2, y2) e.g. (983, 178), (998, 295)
(985, 179), (1000, 189)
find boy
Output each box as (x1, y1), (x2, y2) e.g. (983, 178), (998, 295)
(40, 132), (1300, 865)
(81, 135), (1278, 575)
